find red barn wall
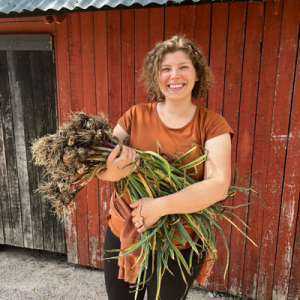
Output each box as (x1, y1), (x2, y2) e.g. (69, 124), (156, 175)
(1, 0), (299, 298)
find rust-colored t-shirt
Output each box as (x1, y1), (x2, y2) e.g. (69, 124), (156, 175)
(107, 102), (234, 237)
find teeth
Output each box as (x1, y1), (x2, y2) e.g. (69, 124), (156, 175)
(169, 84), (184, 88)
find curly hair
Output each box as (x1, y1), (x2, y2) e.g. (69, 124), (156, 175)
(140, 35), (214, 101)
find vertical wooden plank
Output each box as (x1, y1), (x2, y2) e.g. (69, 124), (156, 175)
(18, 51), (45, 251)
(29, 51), (46, 251)
(257, 0), (299, 298)
(194, 4), (211, 108)
(7, 51), (31, 248)
(149, 7), (164, 103)
(228, 2), (264, 296)
(57, 14), (78, 265)
(207, 3), (229, 115)
(80, 11), (100, 268)
(55, 18), (72, 124)
(134, 9), (149, 104)
(0, 107), (6, 244)
(165, 7), (179, 40)
(94, 10), (111, 268)
(272, 2), (300, 297)
(107, 10), (122, 126)
(243, 0), (283, 298)
(54, 18), (72, 255)
(288, 197), (300, 300)
(149, 8), (164, 49)
(205, 3), (229, 290)
(68, 12), (89, 266)
(0, 51), (14, 246)
(107, 11), (122, 271)
(212, 2), (247, 294)
(179, 5), (195, 42)
(287, 25), (300, 300)
(41, 51), (65, 254)
(121, 10), (135, 113)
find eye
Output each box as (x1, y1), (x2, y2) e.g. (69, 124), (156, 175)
(161, 68), (170, 72)
(180, 66), (188, 69)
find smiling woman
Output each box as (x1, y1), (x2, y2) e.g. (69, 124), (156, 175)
(98, 35), (234, 300)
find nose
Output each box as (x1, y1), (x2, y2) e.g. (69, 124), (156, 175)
(170, 68), (180, 79)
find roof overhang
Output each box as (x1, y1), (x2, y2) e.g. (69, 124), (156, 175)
(0, 0), (263, 19)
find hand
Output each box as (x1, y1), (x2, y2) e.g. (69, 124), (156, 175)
(130, 198), (162, 233)
(98, 145), (139, 182)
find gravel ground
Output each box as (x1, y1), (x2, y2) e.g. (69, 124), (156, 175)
(0, 245), (241, 300)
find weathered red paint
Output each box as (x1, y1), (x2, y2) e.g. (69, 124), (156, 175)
(121, 10), (135, 114)
(194, 3), (211, 109)
(270, 1), (300, 298)
(207, 2), (229, 290)
(165, 7), (179, 40)
(94, 11), (111, 268)
(257, 0), (300, 298)
(243, 0), (284, 298)
(228, 2), (264, 296)
(67, 13), (90, 267)
(134, 9), (150, 104)
(179, 6), (195, 42)
(215, 2), (247, 293)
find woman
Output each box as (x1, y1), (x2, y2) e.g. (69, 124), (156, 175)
(97, 35), (234, 300)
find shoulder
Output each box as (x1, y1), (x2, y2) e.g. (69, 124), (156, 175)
(126, 103), (155, 114)
(196, 107), (234, 140)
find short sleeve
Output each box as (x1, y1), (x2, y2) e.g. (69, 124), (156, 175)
(204, 110), (235, 141)
(117, 106), (135, 134)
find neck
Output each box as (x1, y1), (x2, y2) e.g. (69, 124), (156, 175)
(160, 99), (196, 117)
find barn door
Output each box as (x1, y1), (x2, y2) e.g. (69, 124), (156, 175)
(0, 34), (65, 253)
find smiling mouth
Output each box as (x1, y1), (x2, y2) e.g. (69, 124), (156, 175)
(168, 84), (185, 90)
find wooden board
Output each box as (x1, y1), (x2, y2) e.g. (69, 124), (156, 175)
(287, 23), (300, 300)
(0, 51), (14, 246)
(94, 10), (111, 268)
(41, 50), (65, 254)
(243, 0), (283, 298)
(56, 15), (78, 264)
(121, 10), (135, 113)
(214, 2), (247, 293)
(271, 1), (300, 298)
(206, 3), (229, 290)
(165, 7), (180, 40)
(107, 10), (122, 126)
(257, 0), (299, 298)
(6, 51), (31, 248)
(194, 3), (211, 109)
(134, 9), (149, 104)
(27, 51), (46, 251)
(228, 2), (264, 296)
(149, 8), (164, 50)
(80, 11), (101, 268)
(0, 34), (52, 51)
(179, 5), (195, 42)
(68, 12), (89, 266)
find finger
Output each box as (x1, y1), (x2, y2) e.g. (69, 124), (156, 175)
(134, 222), (142, 228)
(106, 145), (121, 166)
(130, 200), (141, 209)
(137, 226), (146, 233)
(119, 145), (129, 161)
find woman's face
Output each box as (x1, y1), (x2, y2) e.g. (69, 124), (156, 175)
(158, 50), (198, 103)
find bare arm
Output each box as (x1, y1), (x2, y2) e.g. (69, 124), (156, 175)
(131, 133), (232, 232)
(96, 124), (138, 182)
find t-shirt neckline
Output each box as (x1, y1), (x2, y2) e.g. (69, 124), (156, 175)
(154, 102), (199, 131)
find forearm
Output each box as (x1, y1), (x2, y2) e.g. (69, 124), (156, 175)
(157, 178), (230, 216)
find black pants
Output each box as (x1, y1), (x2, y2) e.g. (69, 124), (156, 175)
(103, 225), (206, 300)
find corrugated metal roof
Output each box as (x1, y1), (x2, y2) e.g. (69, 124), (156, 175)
(0, 0), (192, 14)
